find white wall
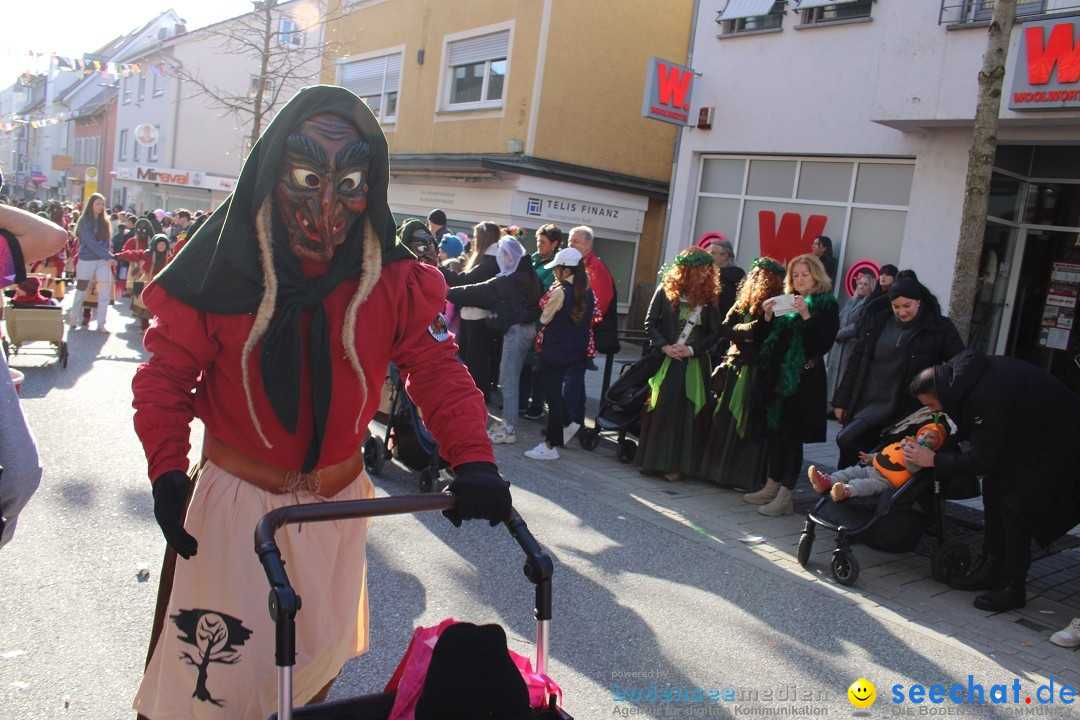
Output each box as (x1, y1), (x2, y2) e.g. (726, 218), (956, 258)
(667, 0), (1080, 314)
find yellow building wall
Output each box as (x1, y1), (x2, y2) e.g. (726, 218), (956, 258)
(534, 1), (691, 181)
(324, 0), (542, 154)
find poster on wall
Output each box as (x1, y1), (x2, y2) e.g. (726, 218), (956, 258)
(1038, 262), (1080, 351)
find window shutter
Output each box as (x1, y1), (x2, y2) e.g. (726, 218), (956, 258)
(796, 0), (858, 8)
(718, 0), (780, 20)
(340, 54), (402, 97)
(448, 31), (509, 67)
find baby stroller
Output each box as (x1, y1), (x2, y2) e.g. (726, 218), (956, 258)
(577, 330), (651, 463)
(796, 407), (979, 587)
(363, 364), (447, 492)
(258, 494), (573, 720)
(2, 278), (69, 367)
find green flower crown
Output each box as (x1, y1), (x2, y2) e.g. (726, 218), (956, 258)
(751, 257), (785, 275)
(658, 249), (715, 278)
(673, 250), (715, 268)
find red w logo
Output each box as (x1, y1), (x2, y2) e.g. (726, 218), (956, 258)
(759, 211), (828, 264)
(1026, 23), (1080, 85)
(656, 62), (692, 111)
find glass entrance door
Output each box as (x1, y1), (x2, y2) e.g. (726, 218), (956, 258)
(1004, 228), (1080, 390)
(969, 221), (1018, 355)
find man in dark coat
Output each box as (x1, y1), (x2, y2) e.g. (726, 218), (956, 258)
(905, 349), (1080, 612)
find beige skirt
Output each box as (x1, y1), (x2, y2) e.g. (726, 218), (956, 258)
(133, 461), (373, 720)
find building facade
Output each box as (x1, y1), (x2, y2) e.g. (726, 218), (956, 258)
(111, 1), (322, 213)
(324, 0), (693, 311)
(667, 0), (1080, 387)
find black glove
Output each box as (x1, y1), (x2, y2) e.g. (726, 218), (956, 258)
(152, 470), (198, 559)
(444, 462), (512, 528)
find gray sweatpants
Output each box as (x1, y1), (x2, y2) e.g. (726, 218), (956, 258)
(0, 351), (43, 549)
(831, 464), (894, 498)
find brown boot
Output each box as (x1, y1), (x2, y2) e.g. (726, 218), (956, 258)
(758, 486), (793, 516)
(743, 478), (780, 505)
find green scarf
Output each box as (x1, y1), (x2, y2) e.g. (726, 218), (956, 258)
(646, 303), (708, 416)
(759, 293), (837, 429)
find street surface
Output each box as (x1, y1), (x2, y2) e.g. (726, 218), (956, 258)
(0, 302), (1077, 719)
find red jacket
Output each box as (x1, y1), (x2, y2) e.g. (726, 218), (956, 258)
(583, 251), (615, 316)
(132, 259), (493, 480)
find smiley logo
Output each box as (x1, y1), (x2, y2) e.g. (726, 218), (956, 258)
(848, 678), (876, 708)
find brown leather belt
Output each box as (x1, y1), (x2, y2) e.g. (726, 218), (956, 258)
(202, 434), (364, 498)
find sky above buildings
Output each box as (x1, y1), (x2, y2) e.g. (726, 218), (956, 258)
(4, 2), (256, 87)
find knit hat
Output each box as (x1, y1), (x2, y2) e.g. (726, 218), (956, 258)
(915, 421), (949, 450)
(695, 231), (727, 250)
(428, 208), (447, 225)
(439, 234), (464, 259)
(415, 623), (532, 720)
(888, 278), (923, 302)
(879, 264), (898, 277)
(17, 276), (39, 293)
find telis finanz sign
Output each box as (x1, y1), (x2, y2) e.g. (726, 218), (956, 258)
(1010, 18), (1080, 110)
(642, 57), (695, 126)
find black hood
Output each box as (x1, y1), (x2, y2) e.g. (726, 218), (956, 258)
(935, 348), (988, 414)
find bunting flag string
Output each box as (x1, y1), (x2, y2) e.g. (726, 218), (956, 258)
(12, 52), (165, 81)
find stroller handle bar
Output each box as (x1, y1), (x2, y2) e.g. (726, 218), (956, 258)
(254, 492), (554, 669)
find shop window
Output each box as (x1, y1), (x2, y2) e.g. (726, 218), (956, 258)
(853, 163), (914, 206)
(694, 197), (742, 242)
(119, 129), (128, 160)
(339, 52), (402, 122)
(988, 173), (1025, 222)
(444, 29), (509, 111)
(797, 162), (854, 202)
(747, 160), (797, 198)
(700, 157), (746, 195)
(717, 0), (786, 35)
(797, 0), (873, 24)
(1025, 182), (1080, 227)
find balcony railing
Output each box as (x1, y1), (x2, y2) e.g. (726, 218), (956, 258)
(940, 0), (1080, 25)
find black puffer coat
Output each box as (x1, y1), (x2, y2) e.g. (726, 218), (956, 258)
(445, 256), (543, 325)
(933, 350), (1080, 546)
(832, 295), (965, 421)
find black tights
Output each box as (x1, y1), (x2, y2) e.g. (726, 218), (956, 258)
(768, 439), (803, 490)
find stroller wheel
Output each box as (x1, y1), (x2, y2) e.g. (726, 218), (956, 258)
(831, 550), (859, 586)
(797, 531), (814, 568)
(579, 428), (601, 451)
(363, 436), (386, 475)
(617, 439), (637, 464)
(931, 540), (971, 583)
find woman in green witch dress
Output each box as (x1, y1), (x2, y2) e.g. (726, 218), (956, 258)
(637, 248), (721, 481)
(697, 257), (786, 489)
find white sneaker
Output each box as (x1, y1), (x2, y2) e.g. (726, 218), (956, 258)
(524, 442), (559, 460)
(489, 422), (516, 444)
(563, 422), (581, 445)
(1050, 617), (1080, 648)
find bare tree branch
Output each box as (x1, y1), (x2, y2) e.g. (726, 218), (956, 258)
(172, 0), (354, 155)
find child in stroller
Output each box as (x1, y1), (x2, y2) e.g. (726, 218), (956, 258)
(796, 407), (976, 587)
(807, 417), (950, 502)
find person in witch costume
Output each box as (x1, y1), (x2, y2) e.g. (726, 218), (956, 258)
(130, 86), (510, 720)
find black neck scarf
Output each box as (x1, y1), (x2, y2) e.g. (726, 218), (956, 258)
(261, 212), (364, 471)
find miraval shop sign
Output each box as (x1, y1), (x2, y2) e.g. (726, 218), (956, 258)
(1010, 18), (1080, 110)
(116, 165), (237, 191)
(641, 57), (695, 126)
